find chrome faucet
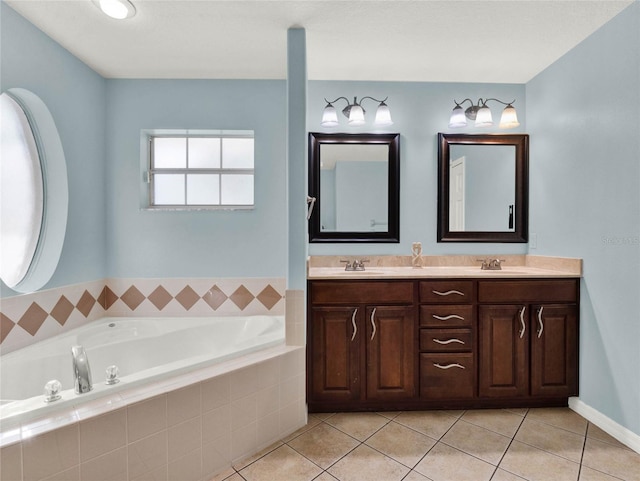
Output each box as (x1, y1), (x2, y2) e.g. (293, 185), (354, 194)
(71, 345), (93, 394)
(478, 258), (505, 270)
(340, 258), (370, 271)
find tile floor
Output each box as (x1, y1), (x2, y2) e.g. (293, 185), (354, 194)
(212, 407), (640, 481)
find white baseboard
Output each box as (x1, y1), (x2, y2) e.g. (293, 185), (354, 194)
(569, 397), (640, 454)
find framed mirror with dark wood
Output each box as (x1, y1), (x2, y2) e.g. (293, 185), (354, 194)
(438, 133), (529, 243)
(308, 132), (400, 243)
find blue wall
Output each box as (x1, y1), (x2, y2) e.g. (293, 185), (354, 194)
(104, 80), (287, 278)
(526, 3), (640, 435)
(0, 3), (107, 296)
(307, 80), (527, 257)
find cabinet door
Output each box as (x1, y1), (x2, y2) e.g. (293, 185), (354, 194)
(309, 307), (361, 402)
(530, 304), (578, 397)
(479, 305), (529, 398)
(366, 306), (415, 400)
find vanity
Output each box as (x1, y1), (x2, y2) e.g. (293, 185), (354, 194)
(306, 256), (581, 413)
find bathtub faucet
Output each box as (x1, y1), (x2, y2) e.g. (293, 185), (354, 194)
(71, 345), (93, 394)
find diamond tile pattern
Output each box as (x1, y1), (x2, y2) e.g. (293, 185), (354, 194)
(18, 302), (49, 336)
(175, 285), (200, 311)
(50, 295), (75, 326)
(120, 286), (145, 311)
(0, 279), (284, 347)
(223, 408), (640, 481)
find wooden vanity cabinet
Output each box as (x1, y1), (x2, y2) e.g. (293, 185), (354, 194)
(478, 280), (579, 400)
(307, 281), (416, 411)
(308, 276), (579, 412)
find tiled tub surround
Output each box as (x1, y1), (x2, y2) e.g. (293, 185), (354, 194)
(0, 345), (306, 481)
(0, 277), (285, 354)
(1, 315), (285, 428)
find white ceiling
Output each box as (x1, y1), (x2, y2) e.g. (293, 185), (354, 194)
(5, 0), (634, 83)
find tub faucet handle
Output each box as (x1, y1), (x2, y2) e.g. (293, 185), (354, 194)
(105, 365), (120, 385)
(44, 380), (62, 403)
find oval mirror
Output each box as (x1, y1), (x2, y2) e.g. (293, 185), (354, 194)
(0, 89), (68, 292)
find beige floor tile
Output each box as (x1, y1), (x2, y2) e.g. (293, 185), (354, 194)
(500, 440), (580, 481)
(377, 411), (402, 420)
(313, 472), (339, 480)
(288, 423), (359, 469)
(461, 409), (525, 437)
(232, 440), (282, 471)
(403, 470), (433, 480)
(325, 412), (389, 441)
(328, 444), (410, 481)
(582, 437), (640, 481)
(490, 468), (527, 481)
(239, 445), (322, 481)
(366, 421), (436, 468)
(282, 416), (323, 443)
(414, 442), (496, 481)
(579, 466), (628, 481)
(514, 418), (585, 463)
(586, 423), (632, 451)
(206, 466), (236, 481)
(504, 408), (529, 417)
(526, 408), (588, 436)
(312, 412), (336, 421)
(394, 411), (458, 440)
(441, 420), (511, 465)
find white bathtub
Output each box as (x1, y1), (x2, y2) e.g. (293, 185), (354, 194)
(0, 315), (285, 428)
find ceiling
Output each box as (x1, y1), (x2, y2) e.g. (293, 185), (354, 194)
(5, 0), (633, 83)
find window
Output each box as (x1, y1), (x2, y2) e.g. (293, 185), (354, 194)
(147, 133), (254, 209)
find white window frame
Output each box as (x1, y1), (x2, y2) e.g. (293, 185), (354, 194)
(143, 130), (255, 210)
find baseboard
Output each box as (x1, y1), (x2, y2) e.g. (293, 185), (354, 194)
(569, 397), (640, 454)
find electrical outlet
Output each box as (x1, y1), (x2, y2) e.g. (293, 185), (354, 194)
(530, 233), (537, 249)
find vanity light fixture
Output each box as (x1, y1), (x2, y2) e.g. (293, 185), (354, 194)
(448, 98), (520, 129)
(93, 0), (136, 19)
(321, 96), (393, 127)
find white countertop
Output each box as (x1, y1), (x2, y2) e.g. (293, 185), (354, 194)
(307, 255), (582, 280)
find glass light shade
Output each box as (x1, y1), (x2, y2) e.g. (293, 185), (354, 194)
(475, 105), (493, 127)
(321, 104), (339, 127)
(347, 105), (365, 125)
(374, 102), (393, 126)
(448, 105), (467, 128)
(95, 0), (136, 19)
(499, 105), (520, 129)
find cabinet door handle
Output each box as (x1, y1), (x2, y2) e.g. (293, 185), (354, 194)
(537, 306), (544, 339)
(432, 314), (465, 321)
(432, 289), (465, 297)
(433, 338), (465, 345)
(370, 307), (377, 341)
(433, 363), (465, 370)
(351, 308), (358, 341)
(519, 306), (526, 339)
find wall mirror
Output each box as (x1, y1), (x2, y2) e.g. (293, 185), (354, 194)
(0, 88), (68, 292)
(437, 133), (528, 243)
(308, 132), (400, 243)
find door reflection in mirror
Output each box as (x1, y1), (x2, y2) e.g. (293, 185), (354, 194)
(319, 143), (389, 232)
(449, 144), (516, 232)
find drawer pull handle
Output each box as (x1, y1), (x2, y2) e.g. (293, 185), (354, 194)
(433, 338), (465, 345)
(537, 306), (544, 339)
(432, 314), (465, 321)
(351, 308), (358, 341)
(519, 306), (526, 339)
(432, 289), (465, 297)
(370, 308), (377, 341)
(433, 363), (465, 370)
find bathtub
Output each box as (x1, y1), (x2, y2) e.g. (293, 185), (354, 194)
(0, 315), (285, 428)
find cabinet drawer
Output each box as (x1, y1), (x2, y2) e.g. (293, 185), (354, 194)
(420, 281), (474, 303)
(478, 280), (578, 303)
(420, 329), (472, 352)
(420, 353), (475, 399)
(310, 281), (414, 305)
(420, 305), (474, 327)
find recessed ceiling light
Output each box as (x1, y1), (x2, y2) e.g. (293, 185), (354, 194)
(93, 0), (136, 20)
